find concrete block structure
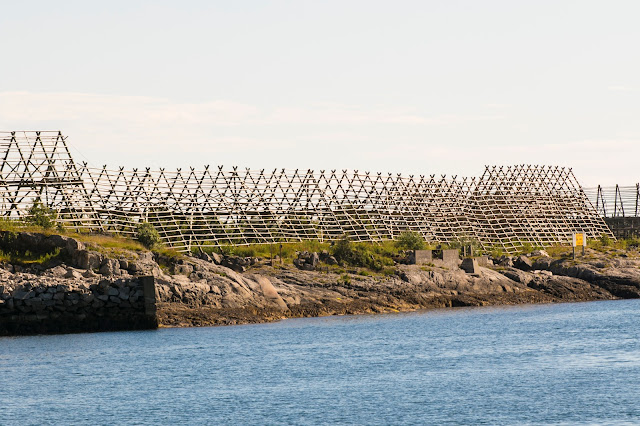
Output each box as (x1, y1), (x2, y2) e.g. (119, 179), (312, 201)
(409, 250), (433, 265)
(460, 258), (479, 274)
(442, 249), (460, 267)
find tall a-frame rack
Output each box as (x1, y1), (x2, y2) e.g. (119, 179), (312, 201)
(0, 131), (102, 230)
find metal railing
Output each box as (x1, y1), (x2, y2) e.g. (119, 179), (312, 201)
(584, 185), (640, 218)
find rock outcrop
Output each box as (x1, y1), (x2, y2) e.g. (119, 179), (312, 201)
(1, 230), (639, 333)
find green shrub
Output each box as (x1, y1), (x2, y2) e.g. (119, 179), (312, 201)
(395, 231), (426, 251)
(136, 222), (162, 249)
(332, 236), (354, 264)
(338, 273), (351, 285)
(330, 235), (393, 271)
(450, 234), (483, 257)
(381, 267), (396, 276)
(26, 199), (56, 229)
(626, 237), (640, 248)
(233, 246), (257, 258)
(489, 248), (503, 259)
(599, 233), (612, 247)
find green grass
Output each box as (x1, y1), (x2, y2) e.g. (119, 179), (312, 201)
(197, 240), (332, 261)
(0, 247), (62, 266)
(73, 233), (145, 252)
(0, 218), (147, 253)
(338, 273), (351, 285)
(588, 238), (628, 252)
(534, 237), (640, 258)
(0, 217), (189, 262)
(0, 218), (53, 234)
(381, 267), (396, 276)
(9, 215), (640, 274)
(195, 238), (404, 272)
(544, 244), (571, 258)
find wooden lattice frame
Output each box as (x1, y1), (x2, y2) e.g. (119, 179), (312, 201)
(0, 131), (613, 253)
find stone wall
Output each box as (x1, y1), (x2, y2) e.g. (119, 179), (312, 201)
(0, 274), (157, 336)
(0, 230), (160, 335)
(605, 217), (640, 239)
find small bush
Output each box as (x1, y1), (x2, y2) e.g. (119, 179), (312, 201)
(330, 235), (393, 271)
(26, 200), (56, 229)
(332, 236), (353, 263)
(448, 234), (483, 257)
(233, 246), (257, 258)
(381, 267), (396, 276)
(626, 238), (640, 248)
(136, 222), (162, 249)
(395, 231), (426, 251)
(599, 233), (612, 247)
(338, 273), (351, 285)
(489, 247), (504, 259)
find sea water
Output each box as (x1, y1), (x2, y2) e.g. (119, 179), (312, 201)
(1, 300), (639, 425)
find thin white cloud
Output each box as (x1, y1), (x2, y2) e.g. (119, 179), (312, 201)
(485, 140), (637, 153)
(1, 91), (634, 186)
(368, 139), (640, 187)
(484, 103), (511, 109)
(0, 91), (259, 126)
(0, 90), (509, 170)
(0, 91), (504, 128)
(608, 85), (635, 92)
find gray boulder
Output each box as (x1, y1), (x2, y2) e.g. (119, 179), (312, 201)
(75, 250), (103, 270)
(64, 269), (83, 279)
(514, 255), (533, 271)
(209, 252), (222, 265)
(99, 259), (121, 276)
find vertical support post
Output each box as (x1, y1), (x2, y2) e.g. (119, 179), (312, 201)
(140, 275), (158, 328)
(270, 244), (274, 267)
(188, 212), (193, 253)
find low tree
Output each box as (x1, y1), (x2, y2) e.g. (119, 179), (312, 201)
(26, 199), (56, 230)
(136, 222), (162, 249)
(332, 235), (354, 263)
(395, 231), (426, 251)
(330, 235), (391, 271)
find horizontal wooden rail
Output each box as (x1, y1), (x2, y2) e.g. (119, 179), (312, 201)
(0, 131), (614, 253)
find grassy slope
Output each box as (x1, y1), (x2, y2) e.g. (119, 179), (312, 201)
(2, 217), (639, 270)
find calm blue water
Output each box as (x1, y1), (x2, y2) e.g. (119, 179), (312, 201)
(1, 300), (640, 425)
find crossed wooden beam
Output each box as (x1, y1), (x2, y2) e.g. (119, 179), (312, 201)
(0, 132), (613, 253)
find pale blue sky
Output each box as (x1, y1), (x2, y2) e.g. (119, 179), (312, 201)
(1, 0), (639, 186)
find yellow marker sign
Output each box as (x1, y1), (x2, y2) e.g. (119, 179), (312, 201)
(573, 233), (586, 247)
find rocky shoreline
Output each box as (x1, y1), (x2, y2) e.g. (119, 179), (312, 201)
(1, 231), (640, 335)
(154, 255), (634, 328)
